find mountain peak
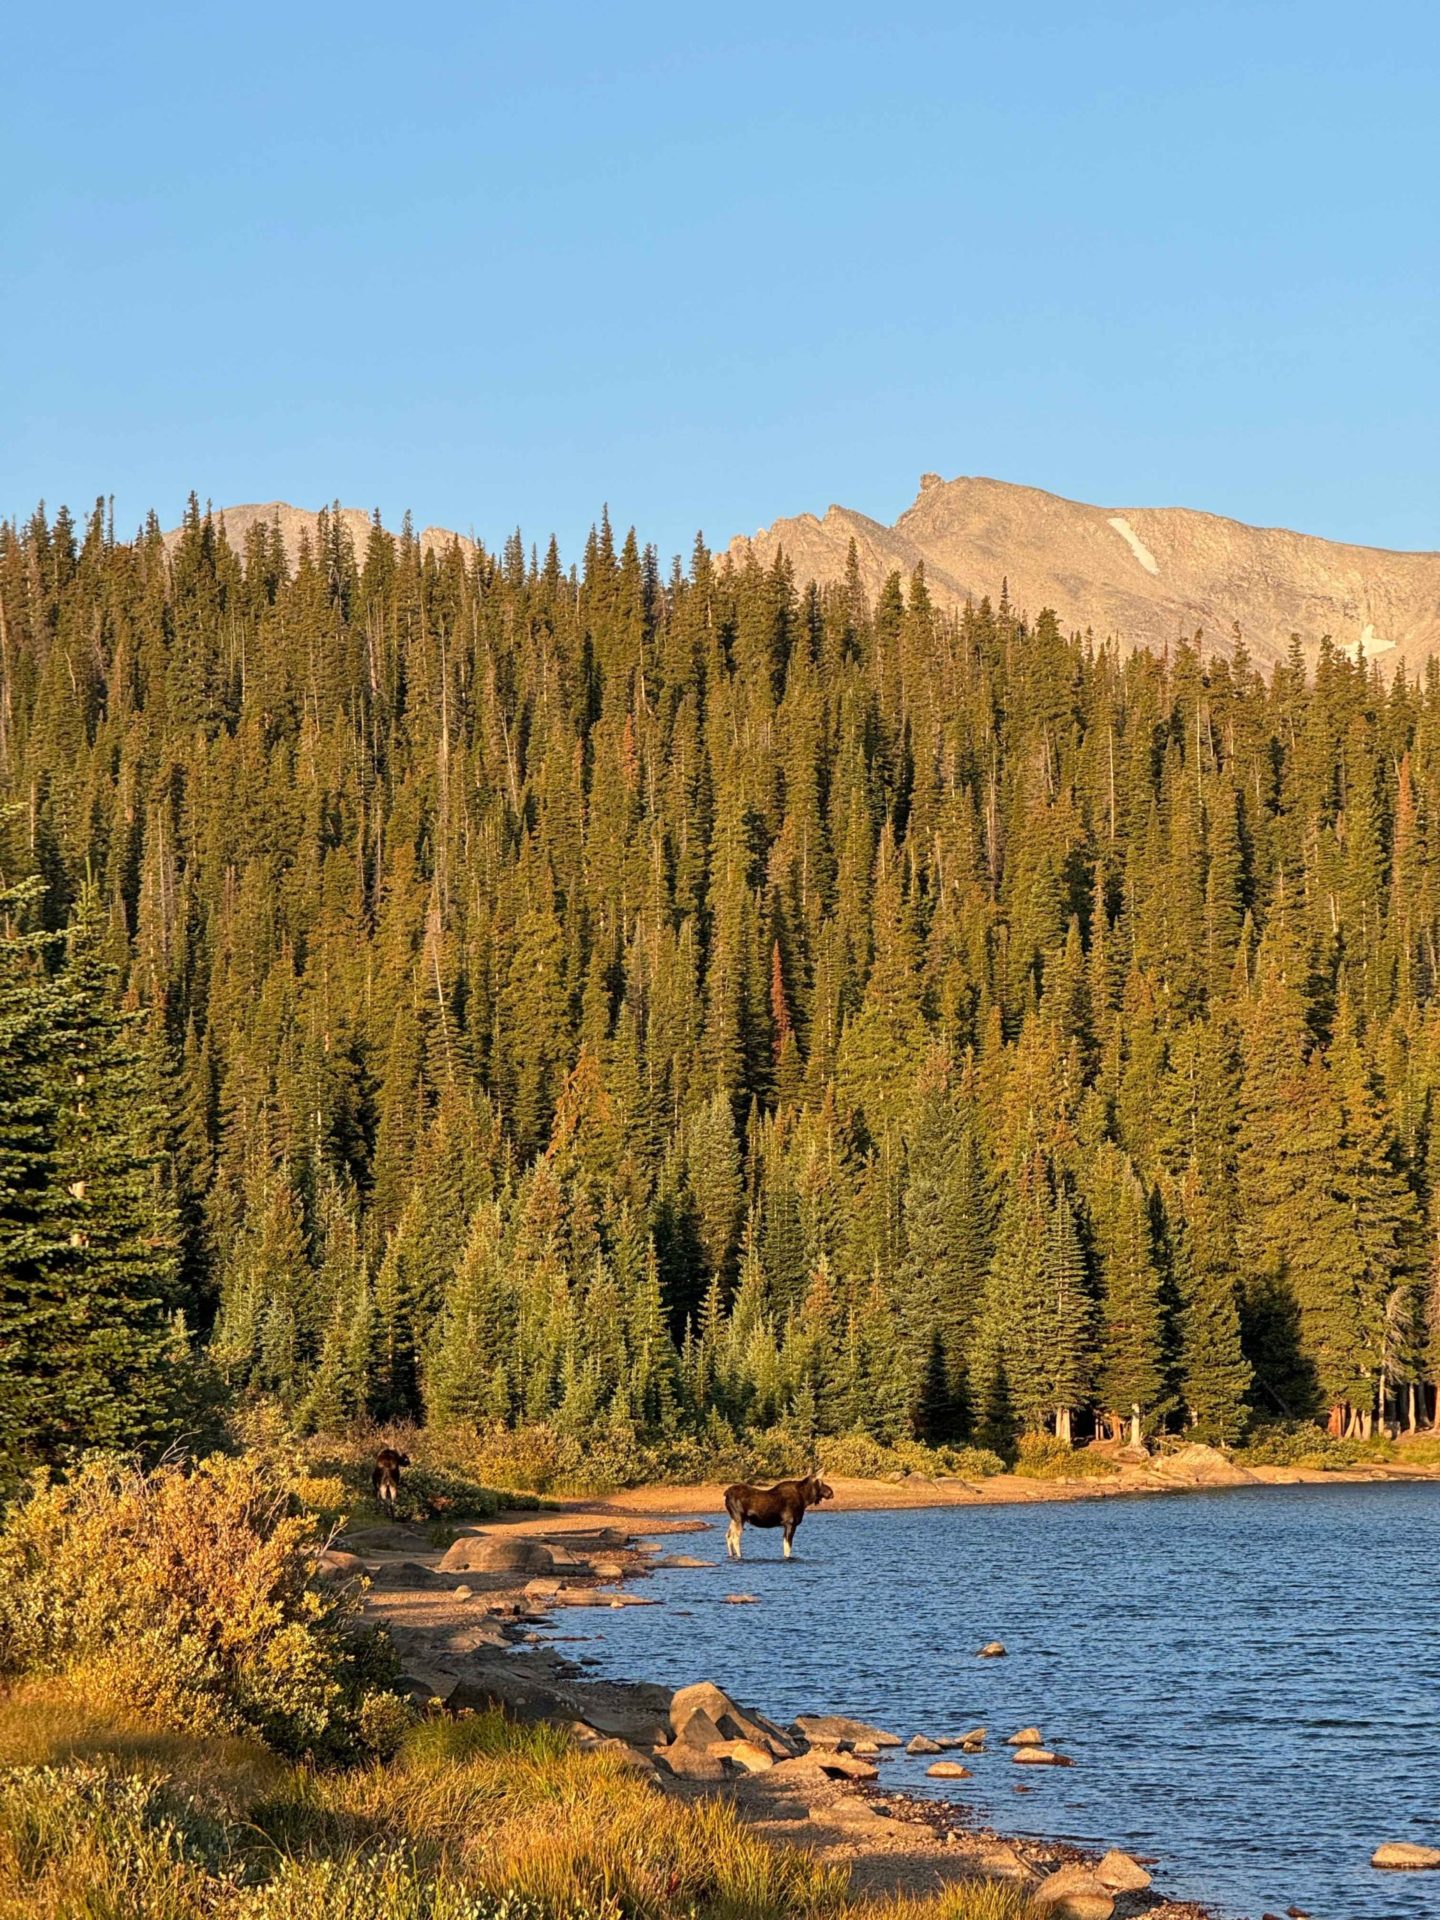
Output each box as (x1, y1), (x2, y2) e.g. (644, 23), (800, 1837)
(727, 476), (1440, 670)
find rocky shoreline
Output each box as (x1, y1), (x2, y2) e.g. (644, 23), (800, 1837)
(336, 1497), (1228, 1920)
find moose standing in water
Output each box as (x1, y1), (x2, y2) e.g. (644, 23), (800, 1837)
(723, 1474), (833, 1559)
(372, 1447), (410, 1513)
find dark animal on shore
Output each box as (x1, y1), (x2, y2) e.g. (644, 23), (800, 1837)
(372, 1448), (410, 1512)
(723, 1475), (833, 1559)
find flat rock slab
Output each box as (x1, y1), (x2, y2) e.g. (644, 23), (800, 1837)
(1373, 1842), (1440, 1870)
(817, 1753), (879, 1781)
(793, 1714), (902, 1748)
(1014, 1748), (1073, 1766)
(365, 1561), (454, 1590)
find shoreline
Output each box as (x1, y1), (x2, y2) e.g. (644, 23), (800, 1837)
(553, 1448), (1440, 1521)
(344, 1465), (1440, 1919)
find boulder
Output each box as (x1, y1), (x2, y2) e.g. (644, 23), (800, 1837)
(977, 1641), (1007, 1657)
(1372, 1842), (1440, 1870)
(959, 1728), (988, 1751)
(792, 1713), (902, 1748)
(315, 1547), (367, 1583)
(1014, 1748), (1072, 1766)
(438, 1536), (556, 1575)
(716, 1738), (775, 1774)
(584, 1737), (658, 1773)
(1031, 1864), (1116, 1919)
(571, 1690), (673, 1745)
(817, 1752), (879, 1781)
(658, 1743), (728, 1781)
(1095, 1851), (1151, 1893)
(669, 1682), (798, 1758)
(907, 1734), (943, 1754)
(926, 1760), (973, 1779)
(1151, 1441), (1253, 1486)
(724, 1592), (759, 1604)
(673, 1707), (727, 1751)
(765, 1754), (837, 1791)
(811, 1797), (894, 1834)
(1007, 1727), (1044, 1746)
(976, 1841), (1037, 1882)
(397, 1664), (460, 1705)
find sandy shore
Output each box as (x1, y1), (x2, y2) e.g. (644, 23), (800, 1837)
(548, 1449), (1440, 1523)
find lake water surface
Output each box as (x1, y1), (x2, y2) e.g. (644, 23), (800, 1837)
(547, 1485), (1440, 1920)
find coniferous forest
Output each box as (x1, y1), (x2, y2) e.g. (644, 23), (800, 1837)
(3, 495), (1440, 1472)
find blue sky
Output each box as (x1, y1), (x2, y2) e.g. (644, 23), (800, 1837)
(4, 1), (1436, 565)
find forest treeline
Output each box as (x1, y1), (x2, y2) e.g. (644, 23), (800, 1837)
(3, 493), (1439, 1466)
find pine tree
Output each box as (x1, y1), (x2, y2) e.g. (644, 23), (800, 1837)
(1089, 1144), (1167, 1435)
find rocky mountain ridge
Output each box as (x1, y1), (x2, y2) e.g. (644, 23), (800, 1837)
(179, 482), (1440, 674)
(727, 473), (1440, 673)
(165, 500), (474, 566)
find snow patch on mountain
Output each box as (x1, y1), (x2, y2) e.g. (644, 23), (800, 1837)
(1107, 516), (1160, 576)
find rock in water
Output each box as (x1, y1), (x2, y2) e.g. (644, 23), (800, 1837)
(792, 1713), (903, 1748)
(1372, 1842), (1440, 1870)
(1006, 1726), (1044, 1746)
(926, 1760), (973, 1779)
(977, 1641), (1007, 1657)
(907, 1734), (943, 1754)
(1013, 1748), (1073, 1766)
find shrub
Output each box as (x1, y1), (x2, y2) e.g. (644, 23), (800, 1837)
(0, 1454), (405, 1760)
(1011, 1433), (1119, 1480)
(1236, 1421), (1398, 1470)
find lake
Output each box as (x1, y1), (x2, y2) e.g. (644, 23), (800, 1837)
(545, 1485), (1440, 1920)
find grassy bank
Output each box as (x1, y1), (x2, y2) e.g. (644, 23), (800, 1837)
(0, 1686), (1037, 1920)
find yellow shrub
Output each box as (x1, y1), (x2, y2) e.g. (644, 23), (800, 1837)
(0, 1454), (404, 1760)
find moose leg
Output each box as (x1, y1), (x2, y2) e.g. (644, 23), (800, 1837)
(726, 1515), (743, 1559)
(782, 1518), (796, 1558)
